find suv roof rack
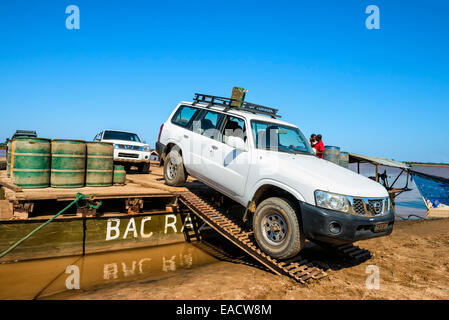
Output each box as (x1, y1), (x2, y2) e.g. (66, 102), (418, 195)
(12, 130), (37, 139)
(193, 93), (281, 118)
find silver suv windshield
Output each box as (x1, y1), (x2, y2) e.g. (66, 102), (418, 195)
(103, 131), (141, 142)
(251, 120), (313, 155)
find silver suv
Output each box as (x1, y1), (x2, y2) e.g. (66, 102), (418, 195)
(95, 129), (151, 173)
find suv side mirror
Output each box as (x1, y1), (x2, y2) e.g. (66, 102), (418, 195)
(226, 136), (246, 151)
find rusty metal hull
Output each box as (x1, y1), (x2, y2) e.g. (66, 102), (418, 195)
(0, 212), (186, 263)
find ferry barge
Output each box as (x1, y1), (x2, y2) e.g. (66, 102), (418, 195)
(0, 167), (208, 263)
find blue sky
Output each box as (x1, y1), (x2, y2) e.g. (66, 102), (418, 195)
(0, 0), (448, 162)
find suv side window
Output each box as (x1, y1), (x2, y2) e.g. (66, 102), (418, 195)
(222, 115), (246, 144)
(171, 105), (200, 129)
(193, 110), (224, 141)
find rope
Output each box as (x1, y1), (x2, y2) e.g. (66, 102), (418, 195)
(0, 192), (100, 259)
(395, 213), (426, 221)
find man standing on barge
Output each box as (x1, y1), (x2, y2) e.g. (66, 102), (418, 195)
(315, 134), (324, 158)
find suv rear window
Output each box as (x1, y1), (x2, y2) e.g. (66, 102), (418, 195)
(171, 105), (200, 128)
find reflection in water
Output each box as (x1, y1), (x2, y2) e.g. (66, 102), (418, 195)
(0, 242), (219, 300)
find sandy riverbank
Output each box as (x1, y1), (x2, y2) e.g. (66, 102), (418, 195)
(49, 218), (449, 300)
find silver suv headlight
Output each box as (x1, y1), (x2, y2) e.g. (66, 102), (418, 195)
(315, 190), (350, 213)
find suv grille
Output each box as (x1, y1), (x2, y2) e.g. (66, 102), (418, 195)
(350, 198), (388, 216)
(368, 199), (385, 216)
(118, 152), (139, 159)
(117, 144), (142, 151)
(352, 199), (367, 215)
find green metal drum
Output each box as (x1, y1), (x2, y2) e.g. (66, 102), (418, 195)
(324, 146), (340, 164)
(339, 151), (349, 169)
(86, 142), (113, 187)
(113, 165), (126, 185)
(51, 139), (86, 188)
(12, 137), (51, 188)
(231, 87), (246, 107)
(6, 141), (11, 178)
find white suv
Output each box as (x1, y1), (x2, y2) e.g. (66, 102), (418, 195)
(94, 130), (151, 173)
(156, 94), (394, 259)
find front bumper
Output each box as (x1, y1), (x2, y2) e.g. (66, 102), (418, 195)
(300, 202), (394, 245)
(113, 149), (151, 163)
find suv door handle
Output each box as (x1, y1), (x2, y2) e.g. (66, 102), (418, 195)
(211, 145), (218, 150)
(183, 134), (189, 139)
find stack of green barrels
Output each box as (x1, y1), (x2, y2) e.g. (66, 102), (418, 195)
(323, 146), (349, 169)
(6, 137), (126, 188)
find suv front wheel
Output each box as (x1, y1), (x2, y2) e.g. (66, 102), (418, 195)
(164, 149), (187, 186)
(253, 197), (304, 260)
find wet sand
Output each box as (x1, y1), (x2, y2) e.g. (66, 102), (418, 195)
(47, 218), (449, 300)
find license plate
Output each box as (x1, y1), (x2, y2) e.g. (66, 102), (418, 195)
(373, 223), (388, 233)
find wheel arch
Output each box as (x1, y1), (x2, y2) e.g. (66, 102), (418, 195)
(160, 142), (183, 166)
(249, 181), (306, 216)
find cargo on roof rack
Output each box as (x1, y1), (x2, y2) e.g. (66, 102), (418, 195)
(192, 93), (280, 118)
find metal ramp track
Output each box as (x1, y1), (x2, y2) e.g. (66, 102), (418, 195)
(177, 191), (328, 284)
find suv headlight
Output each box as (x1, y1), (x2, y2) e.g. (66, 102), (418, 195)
(143, 146), (150, 152)
(315, 190), (350, 213)
(114, 144), (120, 149)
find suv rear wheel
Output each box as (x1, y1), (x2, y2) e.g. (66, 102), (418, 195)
(164, 149), (186, 186)
(253, 197), (304, 260)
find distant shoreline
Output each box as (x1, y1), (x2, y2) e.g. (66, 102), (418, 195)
(408, 163), (449, 168)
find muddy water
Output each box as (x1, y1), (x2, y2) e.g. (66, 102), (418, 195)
(0, 242), (220, 300)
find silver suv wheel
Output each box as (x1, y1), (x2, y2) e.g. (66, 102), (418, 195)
(166, 158), (177, 180)
(261, 212), (287, 245)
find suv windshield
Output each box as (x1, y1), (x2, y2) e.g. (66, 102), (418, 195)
(251, 120), (313, 155)
(103, 131), (141, 142)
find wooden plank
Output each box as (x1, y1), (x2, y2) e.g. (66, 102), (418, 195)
(0, 176), (22, 192)
(10, 183), (173, 201)
(427, 208), (449, 218)
(127, 177), (185, 192)
(0, 200), (12, 219)
(0, 170), (210, 203)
